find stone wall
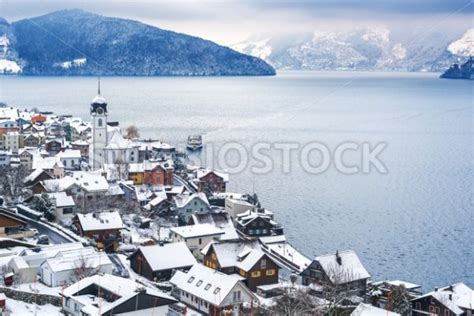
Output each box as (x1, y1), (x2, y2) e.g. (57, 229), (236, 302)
(0, 286), (62, 306)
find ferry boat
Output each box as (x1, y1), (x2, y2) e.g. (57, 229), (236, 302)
(186, 135), (203, 151)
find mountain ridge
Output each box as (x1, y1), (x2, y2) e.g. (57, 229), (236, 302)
(0, 9), (276, 76)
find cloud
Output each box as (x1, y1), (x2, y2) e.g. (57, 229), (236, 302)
(2, 0), (472, 45)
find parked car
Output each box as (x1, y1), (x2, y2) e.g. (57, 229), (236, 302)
(30, 228), (39, 236)
(37, 235), (49, 245)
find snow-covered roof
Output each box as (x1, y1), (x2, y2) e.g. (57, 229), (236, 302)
(63, 273), (175, 315)
(191, 211), (239, 241)
(91, 94), (107, 105)
(174, 192), (209, 209)
(42, 251), (111, 273)
(170, 264), (251, 307)
(196, 169), (229, 182)
(204, 241), (267, 272)
(106, 129), (130, 150)
(72, 171), (109, 192)
(415, 283), (474, 315)
(56, 149), (81, 159)
(171, 224), (224, 239)
(136, 242), (196, 272)
(47, 192), (75, 207)
(351, 303), (400, 316)
(315, 250), (370, 284)
(42, 176), (77, 192)
(23, 169), (50, 183)
(76, 211), (123, 231)
(106, 183), (124, 196)
(20, 242), (84, 264)
(32, 156), (63, 170)
(383, 280), (421, 290)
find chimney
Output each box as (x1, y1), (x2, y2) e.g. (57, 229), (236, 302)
(336, 250), (342, 265)
(434, 287), (438, 292)
(449, 294), (453, 301)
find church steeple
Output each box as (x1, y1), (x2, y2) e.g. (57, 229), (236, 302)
(98, 76), (101, 95)
(91, 77), (107, 115)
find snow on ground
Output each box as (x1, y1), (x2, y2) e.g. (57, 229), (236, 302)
(8, 281), (62, 296)
(54, 58), (87, 69)
(3, 297), (61, 316)
(0, 59), (21, 73)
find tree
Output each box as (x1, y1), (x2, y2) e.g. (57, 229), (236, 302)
(263, 288), (324, 316)
(72, 256), (98, 283)
(0, 165), (29, 203)
(125, 125), (140, 140)
(114, 157), (129, 181)
(385, 284), (410, 315)
(30, 194), (56, 222)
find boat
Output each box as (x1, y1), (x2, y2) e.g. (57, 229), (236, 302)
(186, 135), (203, 151)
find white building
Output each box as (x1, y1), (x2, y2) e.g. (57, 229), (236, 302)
(3, 131), (20, 153)
(170, 224), (224, 259)
(61, 273), (177, 316)
(47, 192), (76, 223)
(56, 149), (81, 170)
(170, 264), (257, 315)
(40, 249), (112, 287)
(225, 198), (254, 218)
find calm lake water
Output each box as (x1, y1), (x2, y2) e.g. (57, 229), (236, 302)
(1, 71), (472, 290)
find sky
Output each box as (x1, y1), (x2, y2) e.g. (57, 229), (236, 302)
(1, 0), (472, 45)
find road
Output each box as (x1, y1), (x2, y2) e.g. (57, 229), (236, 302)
(25, 219), (74, 244)
(173, 174), (196, 193)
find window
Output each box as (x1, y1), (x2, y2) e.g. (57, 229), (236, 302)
(199, 238), (202, 245)
(63, 207), (74, 214)
(213, 287), (220, 294)
(187, 276), (195, 283)
(196, 280), (203, 287)
(233, 291), (241, 302)
(239, 270), (246, 277)
(445, 310), (450, 316)
(266, 269), (276, 276)
(204, 283), (211, 291)
(65, 299), (70, 308)
(415, 302), (421, 310)
(74, 303), (80, 312)
(261, 259), (267, 269)
(251, 271), (261, 278)
(98, 119), (103, 127)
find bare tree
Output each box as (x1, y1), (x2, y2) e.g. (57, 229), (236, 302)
(385, 284), (410, 315)
(72, 256), (97, 282)
(262, 288), (324, 316)
(114, 157), (129, 181)
(125, 125), (140, 140)
(0, 165), (29, 203)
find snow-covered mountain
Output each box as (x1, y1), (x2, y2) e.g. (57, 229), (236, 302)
(0, 18), (22, 74)
(232, 27), (473, 72)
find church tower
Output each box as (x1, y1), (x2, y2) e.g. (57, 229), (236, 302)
(89, 78), (108, 170)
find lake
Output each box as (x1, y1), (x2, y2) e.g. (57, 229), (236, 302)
(1, 71), (472, 290)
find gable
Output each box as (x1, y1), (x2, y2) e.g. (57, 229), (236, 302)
(0, 213), (25, 228)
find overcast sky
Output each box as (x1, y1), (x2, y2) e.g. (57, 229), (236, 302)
(1, 0), (472, 45)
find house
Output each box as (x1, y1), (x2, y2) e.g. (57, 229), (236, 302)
(202, 241), (279, 291)
(2, 131), (21, 153)
(56, 149), (81, 170)
(411, 283), (474, 316)
(70, 140), (89, 158)
(23, 169), (53, 187)
(128, 160), (174, 186)
(173, 192), (210, 223)
(47, 192), (76, 223)
(74, 211), (123, 252)
(8, 256), (37, 283)
(300, 250), (370, 298)
(170, 224), (224, 259)
(40, 249), (112, 287)
(189, 210), (240, 241)
(170, 263), (258, 315)
(225, 197), (254, 218)
(234, 209), (284, 237)
(369, 280), (422, 310)
(0, 209), (34, 239)
(18, 242), (85, 274)
(33, 176), (79, 195)
(45, 139), (62, 156)
(32, 156), (64, 178)
(18, 148), (34, 170)
(129, 242), (196, 281)
(31, 114), (47, 124)
(351, 303), (400, 316)
(196, 169), (228, 193)
(61, 273), (177, 316)
(23, 134), (40, 147)
(71, 171), (110, 209)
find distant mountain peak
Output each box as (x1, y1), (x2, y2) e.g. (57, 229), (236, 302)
(448, 29), (474, 57)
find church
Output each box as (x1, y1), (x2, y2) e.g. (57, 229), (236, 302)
(88, 80), (139, 171)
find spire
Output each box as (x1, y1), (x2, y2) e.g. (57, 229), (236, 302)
(98, 76), (101, 95)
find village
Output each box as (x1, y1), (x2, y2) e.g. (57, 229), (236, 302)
(0, 87), (471, 316)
